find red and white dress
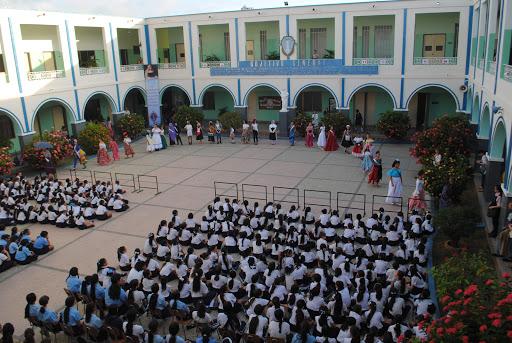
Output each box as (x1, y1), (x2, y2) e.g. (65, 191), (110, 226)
(324, 129), (339, 151)
(352, 137), (364, 157)
(408, 179), (427, 211)
(97, 142), (112, 166)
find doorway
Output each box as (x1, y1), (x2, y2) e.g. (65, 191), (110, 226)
(246, 40), (254, 61)
(175, 44), (186, 62)
(416, 93), (428, 130)
(423, 34), (446, 57)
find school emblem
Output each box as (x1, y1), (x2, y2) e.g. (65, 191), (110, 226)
(281, 36), (295, 57)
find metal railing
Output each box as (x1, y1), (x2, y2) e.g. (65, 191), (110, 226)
(371, 194), (403, 215)
(504, 64), (512, 82)
(158, 62), (186, 70)
(115, 173), (137, 192)
(79, 66), (110, 76)
(200, 61), (231, 68)
(214, 182), (239, 200)
(242, 184), (267, 204)
(120, 64), (143, 72)
(413, 57), (457, 65)
(273, 186), (300, 210)
(488, 61), (496, 75)
(69, 169), (93, 183)
(471, 56), (476, 66)
(304, 189), (331, 211)
(352, 58), (394, 66)
(27, 70), (65, 81)
(478, 58), (484, 69)
(137, 175), (161, 195)
(93, 171), (113, 185)
(337, 192), (366, 216)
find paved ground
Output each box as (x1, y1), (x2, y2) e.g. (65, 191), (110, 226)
(0, 136), (422, 337)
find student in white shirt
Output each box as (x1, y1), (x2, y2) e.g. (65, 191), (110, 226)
(117, 246), (131, 271)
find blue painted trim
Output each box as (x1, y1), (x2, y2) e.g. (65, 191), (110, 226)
(82, 91), (118, 119)
(32, 97), (78, 132)
(405, 84), (461, 111)
(74, 90), (81, 121)
(8, 18), (23, 95)
(490, 116), (506, 155)
(64, 21), (77, 87)
(292, 83), (340, 108)
(400, 78), (404, 108)
(487, 100), (495, 151)
(109, 23), (118, 82)
(116, 84), (121, 110)
(504, 126), (512, 189)
(401, 9), (407, 75)
(237, 79), (241, 106)
(122, 86), (147, 110)
(144, 25), (152, 64)
(474, 1), (481, 80)
(482, 2), (491, 85)
(242, 83), (281, 106)
(478, 100), (490, 136)
(493, 0), (505, 95)
(465, 6), (474, 76)
(347, 83), (398, 109)
(159, 84), (192, 105)
(341, 78), (345, 107)
(198, 83), (236, 107)
(286, 15), (290, 60)
(463, 78), (468, 110)
(0, 106), (26, 133)
(235, 18), (239, 64)
(287, 78), (290, 107)
(342, 12), (346, 65)
(192, 79), (196, 105)
(188, 21), (195, 77)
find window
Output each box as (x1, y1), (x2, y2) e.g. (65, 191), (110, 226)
(203, 91), (216, 110)
(310, 28), (327, 58)
(374, 25), (393, 58)
(78, 51), (96, 67)
(260, 30), (267, 60)
(0, 115), (15, 139)
(299, 28), (306, 59)
(362, 26), (370, 58)
(353, 27), (358, 58)
(224, 32), (231, 61)
(120, 49), (129, 65)
(298, 91), (322, 112)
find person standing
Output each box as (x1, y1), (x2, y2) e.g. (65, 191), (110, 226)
(408, 170), (427, 214)
(43, 149), (56, 176)
(242, 120), (250, 144)
(196, 121), (204, 144)
(312, 111), (319, 129)
(109, 140), (120, 162)
(341, 125), (352, 154)
(97, 139), (112, 166)
(355, 110), (363, 132)
(152, 124), (163, 151)
(317, 123), (326, 150)
(288, 121), (296, 146)
(185, 121), (193, 145)
(72, 139), (87, 170)
(306, 122), (314, 147)
(312, 50), (319, 59)
(368, 151), (382, 187)
(433, 148), (442, 167)
(208, 122), (215, 144)
(488, 185), (503, 238)
(324, 125), (339, 152)
(175, 122), (183, 145)
(160, 126), (168, 149)
(230, 125), (236, 144)
(269, 121), (277, 145)
(123, 134), (135, 158)
(215, 120), (222, 144)
(439, 177), (452, 210)
(252, 119), (259, 145)
(476, 150), (488, 192)
(168, 122), (176, 146)
(146, 130), (155, 153)
(386, 159), (402, 205)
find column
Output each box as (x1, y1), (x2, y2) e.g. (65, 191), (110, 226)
(499, 192), (512, 230)
(112, 112), (126, 140)
(476, 135), (489, 152)
(484, 155), (504, 201)
(235, 106), (247, 121)
(18, 133), (34, 152)
(71, 121), (87, 139)
(279, 110), (289, 137)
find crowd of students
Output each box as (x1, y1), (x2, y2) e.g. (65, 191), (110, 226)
(21, 197), (436, 343)
(0, 174), (130, 272)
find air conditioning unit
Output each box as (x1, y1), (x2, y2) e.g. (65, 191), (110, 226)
(459, 85), (468, 92)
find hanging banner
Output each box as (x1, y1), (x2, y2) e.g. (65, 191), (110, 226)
(144, 64), (161, 127)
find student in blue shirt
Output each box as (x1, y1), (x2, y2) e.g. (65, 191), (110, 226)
(291, 322), (316, 343)
(148, 283), (171, 318)
(105, 274), (127, 313)
(24, 293), (40, 319)
(166, 322), (186, 343)
(19, 228), (32, 245)
(87, 274), (106, 301)
(0, 234), (8, 247)
(15, 239), (37, 265)
(61, 296), (84, 336)
(8, 238), (18, 259)
(196, 327), (217, 343)
(38, 295), (61, 329)
(32, 231), (54, 255)
(169, 291), (190, 316)
(144, 320), (165, 343)
(66, 267), (82, 293)
(84, 302), (107, 341)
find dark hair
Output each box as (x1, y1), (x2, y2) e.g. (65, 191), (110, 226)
(2, 323), (14, 343)
(201, 326), (212, 343)
(24, 328), (35, 343)
(117, 246), (126, 261)
(108, 274), (122, 300)
(196, 301), (207, 318)
(149, 283), (160, 310)
(25, 293), (37, 319)
(168, 323), (180, 343)
(147, 320), (159, 343)
(248, 304), (264, 334)
(63, 296), (75, 324)
(66, 267), (79, 280)
(125, 308), (138, 337)
(39, 295), (49, 316)
(85, 302), (96, 323)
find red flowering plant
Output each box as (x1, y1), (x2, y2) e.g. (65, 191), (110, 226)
(118, 113), (145, 139)
(78, 123), (112, 154)
(0, 147), (14, 176)
(376, 110), (411, 139)
(410, 114), (472, 165)
(294, 112), (313, 137)
(22, 130), (73, 169)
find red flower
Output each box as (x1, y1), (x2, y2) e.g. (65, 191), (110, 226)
(462, 337), (469, 343)
(507, 331), (512, 338)
(492, 319), (501, 327)
(503, 272), (511, 278)
(479, 325), (488, 331)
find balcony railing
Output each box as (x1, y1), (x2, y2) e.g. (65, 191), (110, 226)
(488, 61), (496, 75)
(80, 66), (109, 76)
(120, 64), (143, 72)
(478, 59), (484, 69)
(200, 61), (231, 68)
(158, 62), (187, 70)
(503, 64), (512, 83)
(413, 57), (457, 65)
(27, 70), (65, 81)
(352, 58), (394, 66)
(471, 57), (476, 66)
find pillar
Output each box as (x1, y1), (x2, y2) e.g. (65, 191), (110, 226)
(470, 123), (478, 152)
(18, 133), (34, 152)
(235, 106), (247, 122)
(476, 136), (489, 152)
(499, 191), (512, 229)
(279, 110), (289, 138)
(484, 155), (504, 201)
(339, 108), (350, 117)
(70, 121), (87, 140)
(111, 112), (126, 140)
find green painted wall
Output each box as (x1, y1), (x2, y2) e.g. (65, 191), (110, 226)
(413, 12), (460, 58)
(27, 51), (64, 71)
(198, 24), (229, 61)
(501, 30), (512, 79)
(202, 88), (235, 120)
(296, 86), (334, 119)
(480, 106), (490, 136)
(245, 21), (280, 60)
(353, 15), (395, 58)
(479, 36), (485, 59)
(156, 27), (184, 63)
(297, 18), (335, 59)
(254, 89), (281, 121)
(38, 107), (55, 133)
(117, 28), (141, 64)
(471, 37), (477, 63)
(487, 33), (496, 71)
(428, 91), (457, 123)
(375, 92), (395, 121)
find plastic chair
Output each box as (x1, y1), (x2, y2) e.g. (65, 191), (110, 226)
(63, 288), (81, 309)
(27, 316), (46, 339)
(266, 337), (285, 343)
(242, 333), (261, 343)
(218, 327), (237, 342)
(172, 309), (193, 339)
(125, 335), (140, 343)
(86, 325), (107, 342)
(61, 323), (77, 343)
(107, 325), (126, 343)
(43, 322), (61, 343)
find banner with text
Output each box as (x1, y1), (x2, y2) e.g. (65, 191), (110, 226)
(144, 64), (161, 127)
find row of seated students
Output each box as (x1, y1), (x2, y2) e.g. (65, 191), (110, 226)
(24, 200), (436, 343)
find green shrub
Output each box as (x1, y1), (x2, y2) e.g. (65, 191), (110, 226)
(294, 113), (312, 137)
(22, 131), (73, 169)
(219, 112), (243, 132)
(323, 49), (334, 59)
(78, 123), (112, 155)
(118, 113), (145, 139)
(0, 138), (14, 151)
(322, 112), (351, 138)
(376, 110), (411, 139)
(0, 147), (14, 176)
(433, 205), (480, 247)
(174, 106), (204, 129)
(266, 51), (280, 60)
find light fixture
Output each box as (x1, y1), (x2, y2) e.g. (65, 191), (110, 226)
(209, 15), (212, 18)
(127, 19), (133, 23)
(436, 1), (440, 4)
(258, 12), (261, 14)
(372, 4), (376, 8)
(284, 2), (288, 6)
(312, 8), (315, 11)
(88, 17), (95, 20)
(37, 13), (46, 17)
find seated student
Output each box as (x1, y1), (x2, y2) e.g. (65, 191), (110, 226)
(84, 302), (108, 341)
(38, 295), (61, 330)
(56, 210), (68, 228)
(75, 211), (95, 230)
(105, 304), (125, 340)
(124, 308), (146, 341)
(84, 203), (96, 220)
(117, 246), (131, 271)
(61, 296), (84, 336)
(66, 267), (82, 293)
(166, 323), (186, 343)
(36, 209), (49, 224)
(47, 206), (58, 225)
(15, 239), (37, 265)
(145, 320), (165, 343)
(246, 304), (269, 338)
(113, 195), (129, 212)
(268, 308), (291, 340)
(32, 231), (54, 255)
(196, 327), (217, 343)
(0, 244), (14, 272)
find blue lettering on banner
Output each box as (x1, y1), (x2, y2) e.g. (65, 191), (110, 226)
(210, 59), (378, 76)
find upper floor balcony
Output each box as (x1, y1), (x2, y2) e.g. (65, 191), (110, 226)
(245, 21), (280, 61)
(352, 15), (395, 65)
(198, 23), (231, 68)
(117, 28), (143, 72)
(75, 26), (110, 76)
(156, 26), (187, 70)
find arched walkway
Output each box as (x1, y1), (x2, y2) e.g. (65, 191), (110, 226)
(32, 99), (76, 136)
(472, 93), (480, 123)
(245, 85), (281, 122)
(83, 93), (117, 123)
(160, 86), (191, 123)
(490, 120), (507, 159)
(123, 88), (147, 121)
(0, 110), (23, 152)
(199, 85), (236, 120)
(347, 85), (395, 126)
(407, 86), (457, 130)
(294, 85), (338, 122)
(479, 104), (490, 137)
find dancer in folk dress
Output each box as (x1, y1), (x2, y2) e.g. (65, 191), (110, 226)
(109, 140), (120, 161)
